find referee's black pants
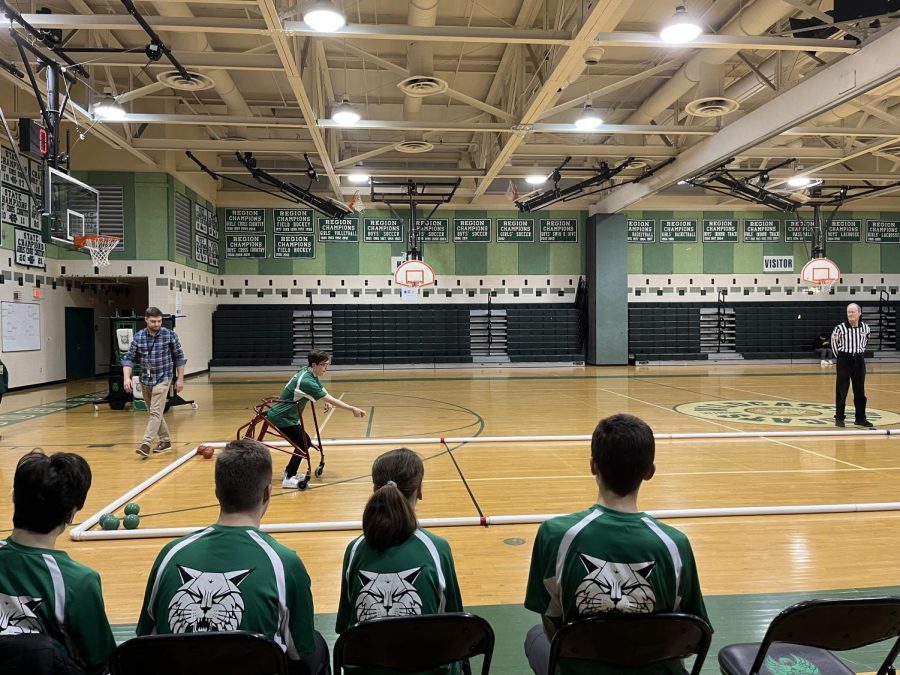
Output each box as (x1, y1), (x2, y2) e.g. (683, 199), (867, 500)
(835, 352), (867, 422)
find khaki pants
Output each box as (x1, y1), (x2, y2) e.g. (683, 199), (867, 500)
(142, 380), (171, 446)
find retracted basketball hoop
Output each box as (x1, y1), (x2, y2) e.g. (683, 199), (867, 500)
(74, 234), (120, 267)
(800, 256), (840, 294)
(394, 259), (436, 287)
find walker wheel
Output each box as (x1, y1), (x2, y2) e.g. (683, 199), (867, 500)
(315, 465), (324, 478)
(298, 477), (310, 490)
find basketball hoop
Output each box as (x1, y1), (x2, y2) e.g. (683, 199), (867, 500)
(800, 257), (840, 294)
(394, 259), (436, 287)
(347, 190), (366, 214)
(74, 234), (120, 267)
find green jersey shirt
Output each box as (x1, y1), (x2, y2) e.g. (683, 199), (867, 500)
(136, 525), (316, 660)
(266, 367), (327, 428)
(0, 538), (115, 673)
(336, 528), (464, 675)
(525, 505), (710, 675)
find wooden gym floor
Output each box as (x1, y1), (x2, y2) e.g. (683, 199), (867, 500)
(1, 363), (899, 672)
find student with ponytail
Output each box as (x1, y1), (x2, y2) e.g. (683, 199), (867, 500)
(336, 448), (464, 674)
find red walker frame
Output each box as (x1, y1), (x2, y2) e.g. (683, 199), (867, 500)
(236, 397), (325, 490)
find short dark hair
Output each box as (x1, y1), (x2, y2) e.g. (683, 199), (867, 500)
(307, 350), (330, 366)
(144, 306), (163, 318)
(215, 439), (272, 513)
(13, 450), (92, 534)
(590, 414), (655, 497)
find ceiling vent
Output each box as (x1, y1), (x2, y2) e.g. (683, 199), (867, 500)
(685, 96), (739, 117)
(397, 75), (449, 97)
(157, 70), (216, 92)
(395, 140), (434, 154)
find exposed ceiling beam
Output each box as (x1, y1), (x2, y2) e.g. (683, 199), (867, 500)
(21, 13), (269, 34)
(591, 21), (900, 214)
(284, 22), (572, 45)
(132, 139), (315, 151)
(591, 32), (859, 53)
(78, 51), (285, 70)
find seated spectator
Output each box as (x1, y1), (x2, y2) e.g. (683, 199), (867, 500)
(0, 450), (115, 675)
(336, 448), (464, 674)
(136, 439), (329, 675)
(524, 414), (711, 675)
(814, 332), (833, 365)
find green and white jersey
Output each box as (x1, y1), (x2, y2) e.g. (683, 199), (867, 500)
(137, 525), (316, 659)
(0, 538), (115, 673)
(266, 367), (327, 429)
(336, 528), (464, 675)
(525, 505), (710, 675)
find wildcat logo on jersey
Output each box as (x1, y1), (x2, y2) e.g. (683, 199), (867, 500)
(167, 566), (251, 633)
(574, 554), (656, 615)
(0, 592), (43, 635)
(355, 568), (423, 621)
(764, 654), (820, 675)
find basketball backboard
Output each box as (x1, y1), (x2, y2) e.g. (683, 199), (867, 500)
(43, 167), (100, 246)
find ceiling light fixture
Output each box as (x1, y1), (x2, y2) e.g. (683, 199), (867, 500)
(574, 102), (603, 130)
(331, 97), (360, 125)
(525, 172), (547, 185)
(348, 170), (369, 183)
(92, 94), (126, 121)
(660, 5), (702, 44)
(302, 0), (346, 32)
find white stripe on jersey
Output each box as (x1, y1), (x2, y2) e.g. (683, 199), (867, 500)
(247, 530), (298, 659)
(345, 536), (365, 588)
(547, 510), (604, 620)
(293, 370), (327, 403)
(147, 527), (214, 625)
(640, 517), (683, 611)
(414, 530), (447, 613)
(42, 554), (66, 625)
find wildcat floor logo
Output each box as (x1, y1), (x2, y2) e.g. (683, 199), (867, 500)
(675, 400), (900, 427)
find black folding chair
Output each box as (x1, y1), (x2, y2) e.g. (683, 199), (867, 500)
(0, 634), (85, 675)
(108, 631), (289, 675)
(718, 597), (900, 675)
(333, 613), (494, 674)
(547, 613), (713, 675)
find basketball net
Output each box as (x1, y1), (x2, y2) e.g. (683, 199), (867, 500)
(74, 234), (120, 267)
(347, 190), (366, 214)
(800, 256), (840, 295)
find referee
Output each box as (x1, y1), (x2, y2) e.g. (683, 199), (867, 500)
(831, 303), (873, 428)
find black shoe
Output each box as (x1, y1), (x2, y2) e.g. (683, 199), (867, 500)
(855, 419), (874, 428)
(835, 420), (845, 428)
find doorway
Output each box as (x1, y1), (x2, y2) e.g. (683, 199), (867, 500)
(65, 307), (96, 379)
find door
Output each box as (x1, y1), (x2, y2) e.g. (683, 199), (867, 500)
(65, 307), (95, 380)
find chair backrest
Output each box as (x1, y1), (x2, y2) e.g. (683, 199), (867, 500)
(750, 597), (900, 675)
(333, 612), (494, 674)
(108, 631), (289, 675)
(0, 634), (85, 675)
(547, 613), (713, 675)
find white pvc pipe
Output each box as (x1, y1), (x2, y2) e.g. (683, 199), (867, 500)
(71, 502), (900, 541)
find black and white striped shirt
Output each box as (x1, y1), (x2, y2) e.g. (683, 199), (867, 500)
(831, 321), (870, 355)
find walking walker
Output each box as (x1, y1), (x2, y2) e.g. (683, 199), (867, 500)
(236, 397), (325, 490)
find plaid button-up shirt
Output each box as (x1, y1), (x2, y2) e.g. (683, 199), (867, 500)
(121, 327), (187, 387)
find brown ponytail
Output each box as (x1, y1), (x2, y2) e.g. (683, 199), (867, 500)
(362, 448), (424, 551)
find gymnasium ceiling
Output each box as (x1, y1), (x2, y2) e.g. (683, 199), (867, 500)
(1, 0), (899, 210)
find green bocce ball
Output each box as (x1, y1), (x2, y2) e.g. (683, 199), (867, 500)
(123, 514), (141, 530)
(101, 515), (120, 530)
(124, 503), (140, 516)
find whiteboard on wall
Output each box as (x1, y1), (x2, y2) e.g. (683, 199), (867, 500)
(2, 301), (41, 352)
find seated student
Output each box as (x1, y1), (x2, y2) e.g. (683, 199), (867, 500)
(137, 439), (329, 675)
(814, 332), (833, 365)
(0, 450), (115, 675)
(336, 448), (464, 674)
(524, 414), (711, 675)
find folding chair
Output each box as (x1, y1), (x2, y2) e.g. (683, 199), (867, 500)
(0, 634), (85, 675)
(333, 613), (494, 674)
(108, 631), (289, 675)
(547, 613), (713, 675)
(718, 597), (900, 675)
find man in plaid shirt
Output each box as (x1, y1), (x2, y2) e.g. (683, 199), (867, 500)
(122, 307), (187, 457)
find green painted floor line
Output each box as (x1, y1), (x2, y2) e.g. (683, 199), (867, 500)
(0, 390), (107, 429)
(109, 584), (900, 675)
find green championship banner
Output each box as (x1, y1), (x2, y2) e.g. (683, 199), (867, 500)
(785, 220), (813, 242)
(702, 219), (738, 243)
(866, 220), (900, 243)
(224, 208), (266, 233)
(453, 217), (491, 242)
(415, 218), (449, 242)
(826, 219), (861, 242)
(743, 219), (780, 242)
(497, 218), (534, 242)
(627, 219), (655, 243)
(660, 219), (697, 242)
(540, 219), (577, 242)
(273, 208), (314, 234)
(225, 234), (266, 258)
(274, 233), (315, 258)
(318, 217), (359, 242)
(364, 216), (403, 242)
